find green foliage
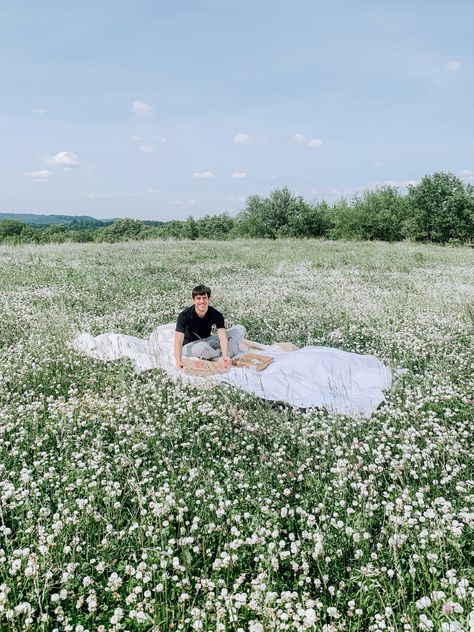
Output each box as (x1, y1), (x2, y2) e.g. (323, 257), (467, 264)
(67, 229), (95, 243)
(282, 200), (332, 238)
(69, 217), (113, 230)
(405, 172), (474, 243)
(0, 212), (103, 225)
(0, 219), (41, 244)
(40, 223), (68, 243)
(1, 172), (473, 245)
(151, 220), (186, 239)
(330, 186), (408, 241)
(235, 194), (272, 237)
(0, 219), (28, 238)
(152, 213), (235, 240)
(182, 215), (198, 240)
(94, 218), (148, 242)
(236, 187), (322, 238)
(194, 213), (235, 239)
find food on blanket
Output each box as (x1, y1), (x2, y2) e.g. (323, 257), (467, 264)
(183, 356), (230, 376)
(183, 353), (274, 375)
(232, 353), (274, 371)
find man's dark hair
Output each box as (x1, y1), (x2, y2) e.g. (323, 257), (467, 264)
(192, 284), (211, 298)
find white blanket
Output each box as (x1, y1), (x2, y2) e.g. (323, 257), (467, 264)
(72, 324), (393, 417)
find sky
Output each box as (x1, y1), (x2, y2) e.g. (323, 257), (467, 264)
(1, 0), (473, 221)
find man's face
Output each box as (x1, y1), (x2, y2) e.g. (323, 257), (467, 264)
(193, 293), (210, 316)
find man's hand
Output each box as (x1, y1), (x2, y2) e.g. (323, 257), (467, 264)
(217, 328), (231, 368)
(174, 331), (185, 371)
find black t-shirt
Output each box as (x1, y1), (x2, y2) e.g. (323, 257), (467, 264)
(176, 306), (225, 345)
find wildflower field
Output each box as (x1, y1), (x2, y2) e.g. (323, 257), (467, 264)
(0, 239), (473, 632)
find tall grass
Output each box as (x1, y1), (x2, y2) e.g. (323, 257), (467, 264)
(0, 240), (472, 631)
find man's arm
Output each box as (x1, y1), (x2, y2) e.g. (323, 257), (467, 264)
(174, 331), (185, 369)
(217, 328), (232, 368)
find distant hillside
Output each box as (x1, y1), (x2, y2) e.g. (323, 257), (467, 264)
(0, 212), (102, 225)
(0, 212), (163, 227)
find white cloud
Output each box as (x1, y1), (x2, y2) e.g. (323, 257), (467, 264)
(24, 169), (53, 182)
(374, 160), (384, 167)
(193, 171), (215, 179)
(153, 136), (167, 143)
(140, 144), (155, 154)
(132, 100), (154, 118)
(46, 151), (80, 169)
(169, 199), (197, 205)
(32, 108), (46, 115)
(233, 132), (265, 144)
(132, 135), (143, 142)
(231, 172), (247, 178)
(446, 60), (461, 72)
(86, 192), (113, 199)
(460, 169), (474, 183)
(146, 187), (160, 193)
(292, 133), (306, 143)
(292, 133), (323, 148)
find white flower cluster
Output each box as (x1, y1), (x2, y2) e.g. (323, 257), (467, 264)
(0, 239), (473, 630)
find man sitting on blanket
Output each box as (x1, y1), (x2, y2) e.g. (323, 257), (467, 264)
(174, 284), (246, 370)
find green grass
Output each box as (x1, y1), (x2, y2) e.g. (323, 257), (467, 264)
(0, 239), (473, 631)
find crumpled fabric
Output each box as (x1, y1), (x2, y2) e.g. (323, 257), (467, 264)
(72, 323), (392, 417)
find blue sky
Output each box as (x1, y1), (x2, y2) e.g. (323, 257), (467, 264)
(1, 0), (473, 220)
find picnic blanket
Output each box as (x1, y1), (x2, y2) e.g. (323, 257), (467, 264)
(72, 323), (393, 417)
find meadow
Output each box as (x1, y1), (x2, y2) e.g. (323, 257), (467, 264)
(0, 239), (473, 631)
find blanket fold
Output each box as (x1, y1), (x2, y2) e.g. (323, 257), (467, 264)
(72, 323), (392, 417)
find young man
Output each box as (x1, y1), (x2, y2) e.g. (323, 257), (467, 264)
(174, 284), (246, 370)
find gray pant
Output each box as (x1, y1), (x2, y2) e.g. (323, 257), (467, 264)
(182, 325), (246, 360)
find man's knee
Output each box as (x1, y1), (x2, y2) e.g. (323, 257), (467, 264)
(228, 324), (246, 340)
(183, 340), (219, 360)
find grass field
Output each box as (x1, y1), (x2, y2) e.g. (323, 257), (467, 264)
(0, 239), (473, 631)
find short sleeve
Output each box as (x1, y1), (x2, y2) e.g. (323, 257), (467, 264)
(176, 311), (187, 333)
(213, 309), (225, 329)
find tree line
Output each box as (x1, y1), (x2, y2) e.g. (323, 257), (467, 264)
(1, 172), (472, 246)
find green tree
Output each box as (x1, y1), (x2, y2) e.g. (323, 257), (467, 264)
(405, 172), (474, 243)
(236, 187), (312, 238)
(235, 194), (271, 237)
(0, 219), (40, 244)
(182, 216), (198, 240)
(68, 229), (95, 243)
(94, 218), (148, 242)
(328, 198), (360, 240)
(329, 186), (408, 242)
(41, 223), (68, 243)
(0, 219), (27, 238)
(152, 220), (187, 239)
(282, 200), (332, 238)
(195, 213), (235, 239)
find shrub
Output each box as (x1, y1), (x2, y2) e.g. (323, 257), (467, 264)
(236, 187), (316, 238)
(94, 218), (148, 243)
(329, 186), (407, 241)
(405, 172), (474, 243)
